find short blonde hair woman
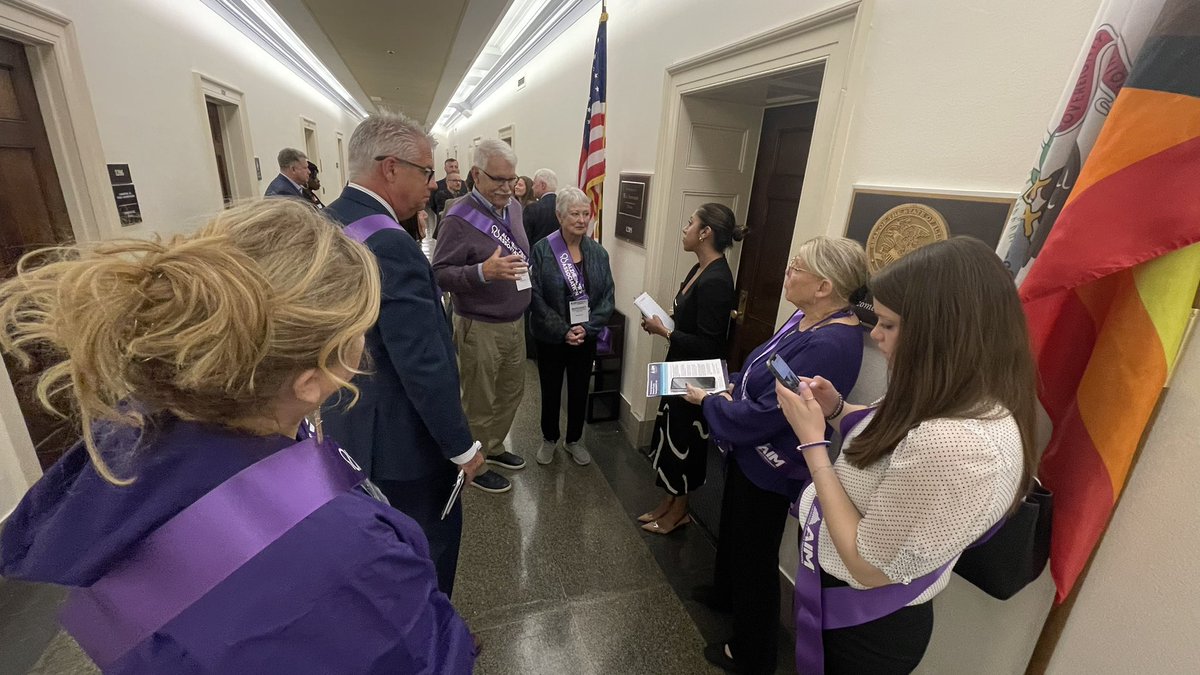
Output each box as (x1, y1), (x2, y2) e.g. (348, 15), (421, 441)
(0, 200), (476, 673)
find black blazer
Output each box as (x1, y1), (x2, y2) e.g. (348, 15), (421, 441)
(321, 186), (474, 482)
(522, 193), (559, 245)
(666, 257), (736, 361)
(264, 173), (304, 198)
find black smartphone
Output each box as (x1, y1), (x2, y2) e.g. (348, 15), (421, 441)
(766, 353), (801, 392)
(670, 376), (716, 390)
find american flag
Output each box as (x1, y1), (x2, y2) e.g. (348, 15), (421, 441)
(577, 5), (607, 241)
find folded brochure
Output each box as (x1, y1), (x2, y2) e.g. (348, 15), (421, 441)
(634, 292), (674, 331)
(647, 359), (729, 397)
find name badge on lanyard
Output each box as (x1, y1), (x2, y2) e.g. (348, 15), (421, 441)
(569, 298), (589, 324)
(516, 271), (533, 291)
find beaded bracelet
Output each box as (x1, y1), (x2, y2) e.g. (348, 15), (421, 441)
(797, 440), (831, 451)
(824, 394), (845, 421)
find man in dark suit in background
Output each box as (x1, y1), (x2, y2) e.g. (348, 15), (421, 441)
(435, 157), (461, 195)
(522, 168), (560, 244)
(264, 148), (310, 198)
(322, 113), (484, 597)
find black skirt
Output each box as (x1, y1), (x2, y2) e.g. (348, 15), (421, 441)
(649, 397), (709, 495)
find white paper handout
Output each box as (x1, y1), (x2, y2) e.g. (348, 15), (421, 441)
(646, 359), (728, 397)
(634, 292), (674, 331)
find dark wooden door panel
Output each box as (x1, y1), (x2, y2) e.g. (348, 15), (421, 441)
(0, 37), (77, 468)
(727, 103), (818, 369)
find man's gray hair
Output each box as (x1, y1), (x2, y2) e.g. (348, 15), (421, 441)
(533, 168), (558, 191)
(473, 139), (517, 170)
(347, 112), (433, 179)
(555, 186), (591, 220)
(277, 147), (307, 170)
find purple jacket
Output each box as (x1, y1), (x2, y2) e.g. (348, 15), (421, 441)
(703, 321), (863, 500)
(432, 193), (532, 323)
(0, 418), (474, 674)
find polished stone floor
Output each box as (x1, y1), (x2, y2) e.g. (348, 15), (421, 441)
(0, 362), (796, 673)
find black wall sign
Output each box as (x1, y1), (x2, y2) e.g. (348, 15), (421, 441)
(615, 173), (651, 247)
(107, 163), (142, 225)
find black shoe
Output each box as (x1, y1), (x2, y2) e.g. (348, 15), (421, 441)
(691, 584), (733, 613)
(703, 642), (743, 673)
(470, 470), (512, 493)
(486, 451), (526, 470)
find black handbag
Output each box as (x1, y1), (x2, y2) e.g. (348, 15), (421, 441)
(953, 479), (1053, 600)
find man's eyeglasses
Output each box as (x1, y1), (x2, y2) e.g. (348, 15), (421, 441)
(478, 168), (519, 187)
(375, 155), (435, 183)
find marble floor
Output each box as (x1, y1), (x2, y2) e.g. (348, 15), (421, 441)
(0, 362), (795, 673)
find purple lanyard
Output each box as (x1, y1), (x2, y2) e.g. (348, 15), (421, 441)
(547, 230), (588, 301)
(738, 308), (852, 401)
(447, 195), (528, 262)
(60, 436), (363, 669)
(343, 213), (402, 242)
(793, 408), (1005, 674)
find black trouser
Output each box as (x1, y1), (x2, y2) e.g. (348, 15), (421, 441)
(374, 465), (463, 598)
(823, 569), (934, 674)
(712, 459), (791, 674)
(535, 338), (595, 443)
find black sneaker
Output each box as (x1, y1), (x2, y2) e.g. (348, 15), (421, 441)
(485, 451), (526, 470)
(470, 470), (512, 494)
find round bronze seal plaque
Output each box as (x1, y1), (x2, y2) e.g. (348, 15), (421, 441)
(865, 203), (950, 272)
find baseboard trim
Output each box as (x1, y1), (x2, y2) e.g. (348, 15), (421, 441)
(618, 395), (654, 449)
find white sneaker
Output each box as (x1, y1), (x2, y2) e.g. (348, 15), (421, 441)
(536, 439), (557, 465)
(564, 441), (591, 466)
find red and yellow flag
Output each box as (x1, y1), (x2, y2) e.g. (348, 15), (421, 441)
(1020, 0), (1200, 602)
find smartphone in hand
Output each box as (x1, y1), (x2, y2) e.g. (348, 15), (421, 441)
(766, 353), (801, 392)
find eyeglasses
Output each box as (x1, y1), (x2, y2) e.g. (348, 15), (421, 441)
(375, 155), (435, 182)
(478, 168), (519, 187)
(787, 257), (821, 278)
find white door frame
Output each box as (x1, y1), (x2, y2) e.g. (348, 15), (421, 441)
(0, 0), (120, 243)
(195, 72), (257, 205)
(625, 0), (871, 439)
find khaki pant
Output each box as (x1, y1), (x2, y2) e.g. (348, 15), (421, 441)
(454, 315), (526, 457)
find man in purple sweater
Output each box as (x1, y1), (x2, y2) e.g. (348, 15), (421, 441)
(432, 139), (532, 494)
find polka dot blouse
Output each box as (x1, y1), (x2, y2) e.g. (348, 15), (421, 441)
(795, 406), (1024, 604)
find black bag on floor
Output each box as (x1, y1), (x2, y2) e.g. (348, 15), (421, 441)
(953, 480), (1053, 600)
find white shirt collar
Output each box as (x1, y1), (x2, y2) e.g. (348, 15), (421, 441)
(284, 174), (306, 193)
(347, 183), (399, 221)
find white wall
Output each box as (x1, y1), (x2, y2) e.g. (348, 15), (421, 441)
(1, 0), (364, 522)
(1047, 324), (1200, 673)
(436, 0), (1102, 424)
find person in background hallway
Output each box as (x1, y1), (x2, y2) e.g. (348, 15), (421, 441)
(0, 199), (474, 674)
(265, 147), (310, 198)
(303, 160), (325, 208)
(436, 157), (461, 196)
(433, 171), (465, 217)
(514, 175), (535, 209)
(638, 204), (740, 534)
(778, 237), (1033, 675)
(432, 139), (532, 495)
(322, 113), (485, 596)
(522, 168), (560, 244)
(530, 187), (614, 466)
(691, 236), (868, 674)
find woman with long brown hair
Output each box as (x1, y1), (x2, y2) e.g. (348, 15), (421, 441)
(777, 237), (1037, 674)
(0, 200), (475, 673)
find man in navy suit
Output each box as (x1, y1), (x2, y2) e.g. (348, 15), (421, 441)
(321, 113), (484, 597)
(264, 148), (310, 198)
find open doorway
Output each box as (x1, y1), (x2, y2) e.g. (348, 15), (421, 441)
(196, 74), (255, 206)
(206, 99), (234, 205)
(301, 117), (320, 196)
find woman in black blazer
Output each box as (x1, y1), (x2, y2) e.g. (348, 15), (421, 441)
(639, 203), (742, 533)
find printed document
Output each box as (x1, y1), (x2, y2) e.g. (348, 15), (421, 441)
(647, 359), (728, 397)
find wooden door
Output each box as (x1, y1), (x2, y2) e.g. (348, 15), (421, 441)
(726, 103), (817, 369)
(207, 100), (233, 204)
(0, 37), (78, 468)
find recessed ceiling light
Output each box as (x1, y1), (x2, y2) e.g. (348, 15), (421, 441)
(386, 49), (395, 55)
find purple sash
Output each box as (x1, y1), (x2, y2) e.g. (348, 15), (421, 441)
(60, 437), (363, 668)
(547, 230), (587, 301)
(343, 213), (402, 243)
(446, 196), (528, 262)
(793, 407), (1004, 674)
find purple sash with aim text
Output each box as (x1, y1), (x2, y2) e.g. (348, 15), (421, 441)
(446, 196), (529, 262)
(59, 437), (363, 669)
(792, 407), (1003, 674)
(343, 214), (403, 242)
(546, 230), (588, 302)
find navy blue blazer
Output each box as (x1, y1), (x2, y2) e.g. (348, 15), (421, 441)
(321, 186), (474, 482)
(264, 173), (304, 198)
